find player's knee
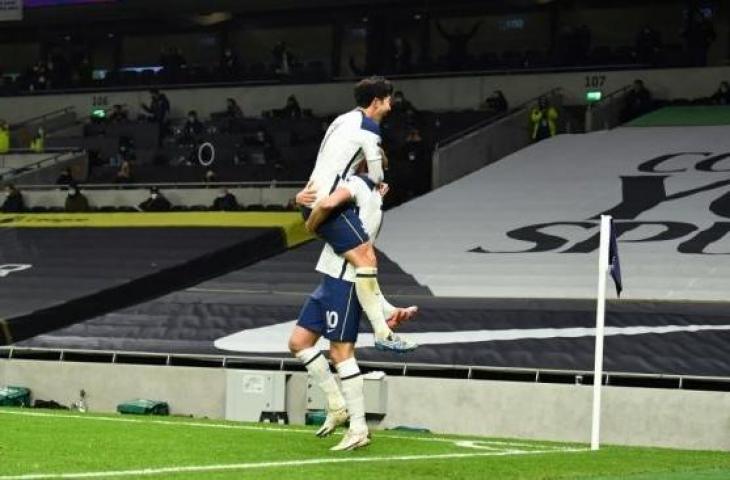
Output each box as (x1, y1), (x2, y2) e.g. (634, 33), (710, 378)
(348, 242), (377, 267)
(288, 336), (306, 355)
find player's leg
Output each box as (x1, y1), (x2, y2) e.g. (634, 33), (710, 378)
(310, 206), (416, 352)
(318, 277), (369, 450)
(329, 342), (370, 451)
(290, 286), (347, 436)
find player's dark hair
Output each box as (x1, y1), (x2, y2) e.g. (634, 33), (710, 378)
(354, 76), (394, 108)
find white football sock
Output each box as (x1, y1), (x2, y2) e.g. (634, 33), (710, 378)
(380, 295), (397, 319)
(296, 347), (345, 411)
(355, 267), (392, 340)
(336, 357), (367, 432)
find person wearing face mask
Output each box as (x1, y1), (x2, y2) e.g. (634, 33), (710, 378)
(64, 183), (90, 213)
(138, 186), (171, 212)
(211, 188), (239, 211)
(1, 184), (25, 213)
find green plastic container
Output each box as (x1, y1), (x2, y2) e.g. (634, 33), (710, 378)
(117, 399), (169, 416)
(0, 386), (31, 407)
(305, 409), (327, 426)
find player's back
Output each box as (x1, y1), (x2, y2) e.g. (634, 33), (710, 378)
(309, 109), (380, 203)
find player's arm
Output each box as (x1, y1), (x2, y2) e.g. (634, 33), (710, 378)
(358, 130), (385, 184)
(294, 181), (317, 207)
(304, 187), (354, 233)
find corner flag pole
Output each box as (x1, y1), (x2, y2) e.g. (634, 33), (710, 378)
(591, 215), (611, 451)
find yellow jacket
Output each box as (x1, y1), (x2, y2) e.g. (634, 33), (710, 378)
(30, 135), (44, 152)
(0, 127), (9, 153)
(530, 107), (558, 139)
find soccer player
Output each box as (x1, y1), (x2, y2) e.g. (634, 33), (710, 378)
(300, 75), (414, 353)
(289, 172), (417, 451)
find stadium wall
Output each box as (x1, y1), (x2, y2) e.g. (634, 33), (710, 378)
(2, 66), (729, 124)
(18, 186), (300, 208)
(2, 359), (729, 451)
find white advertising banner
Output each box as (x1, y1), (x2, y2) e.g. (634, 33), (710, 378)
(379, 126), (730, 301)
(0, 0), (22, 21)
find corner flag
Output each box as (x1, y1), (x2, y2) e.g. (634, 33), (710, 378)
(591, 215), (623, 451)
(608, 219), (622, 297)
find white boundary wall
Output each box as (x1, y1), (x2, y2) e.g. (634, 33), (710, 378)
(2, 359), (729, 451)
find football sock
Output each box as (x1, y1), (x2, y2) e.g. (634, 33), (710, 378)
(336, 357), (367, 432)
(355, 267), (392, 340)
(296, 347), (345, 411)
(380, 295), (397, 319)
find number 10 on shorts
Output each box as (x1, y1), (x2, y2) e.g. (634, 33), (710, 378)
(326, 310), (339, 329)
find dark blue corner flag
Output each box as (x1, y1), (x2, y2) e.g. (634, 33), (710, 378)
(608, 219), (622, 297)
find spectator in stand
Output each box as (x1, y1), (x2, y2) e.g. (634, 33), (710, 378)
(0, 120), (9, 154)
(140, 89), (170, 145)
(108, 104), (129, 123)
(226, 98), (244, 119)
(390, 36), (413, 74)
(1, 183), (25, 213)
(635, 25), (663, 64)
(204, 168), (217, 183)
(711, 81), (730, 105)
(436, 19), (482, 70)
(681, 6), (716, 67)
(530, 96), (559, 142)
(56, 167), (74, 186)
(139, 186), (171, 212)
(141, 89), (170, 124)
(281, 95), (303, 118)
(64, 183), (90, 212)
(115, 159), (133, 183)
(28, 60), (50, 91)
(180, 110), (204, 145)
(246, 128), (278, 166)
(211, 188), (239, 211)
(621, 79), (653, 122)
(272, 41), (295, 75)
(480, 90), (508, 114)
(391, 91), (417, 115)
(220, 47), (240, 78)
(29, 127), (45, 152)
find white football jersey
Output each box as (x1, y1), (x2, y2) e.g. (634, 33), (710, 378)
(315, 176), (383, 282)
(307, 109), (383, 206)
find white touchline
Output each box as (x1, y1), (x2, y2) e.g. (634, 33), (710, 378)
(0, 409), (577, 451)
(0, 448), (588, 480)
(213, 320), (730, 353)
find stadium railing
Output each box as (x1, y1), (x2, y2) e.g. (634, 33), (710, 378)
(431, 87), (563, 188)
(2, 345), (729, 392)
(584, 84), (633, 132)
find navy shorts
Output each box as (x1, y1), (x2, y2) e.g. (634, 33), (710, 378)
(302, 206), (369, 254)
(297, 275), (362, 343)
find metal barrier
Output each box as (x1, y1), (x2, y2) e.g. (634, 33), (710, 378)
(432, 88), (563, 189)
(0, 150), (85, 182)
(9, 106), (78, 149)
(585, 84), (632, 132)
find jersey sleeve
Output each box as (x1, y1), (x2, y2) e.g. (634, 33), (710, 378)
(357, 116), (384, 184)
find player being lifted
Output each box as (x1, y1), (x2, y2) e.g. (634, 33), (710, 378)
(298, 75), (416, 353)
(289, 162), (417, 451)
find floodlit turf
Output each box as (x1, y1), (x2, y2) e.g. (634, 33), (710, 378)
(0, 408), (729, 479)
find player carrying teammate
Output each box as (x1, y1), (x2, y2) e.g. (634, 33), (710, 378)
(299, 75), (415, 353)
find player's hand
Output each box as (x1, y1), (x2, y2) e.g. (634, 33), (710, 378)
(304, 217), (316, 233)
(295, 181), (317, 207)
(378, 182), (389, 198)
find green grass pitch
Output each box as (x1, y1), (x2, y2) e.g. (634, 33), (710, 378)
(1, 407), (729, 479)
